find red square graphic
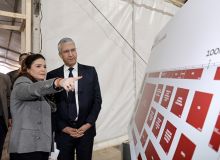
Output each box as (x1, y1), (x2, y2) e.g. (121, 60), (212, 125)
(171, 88), (189, 118)
(132, 129), (137, 146)
(159, 121), (177, 154)
(216, 113), (220, 129)
(209, 132), (220, 152)
(173, 134), (196, 160)
(161, 85), (174, 109)
(149, 72), (160, 78)
(152, 112), (164, 138)
(161, 71), (168, 78)
(184, 68), (203, 79)
(173, 70), (181, 78)
(147, 107), (156, 127)
(145, 140), (160, 160)
(154, 84), (163, 103)
(171, 71), (176, 78)
(209, 113), (220, 152)
(137, 154), (142, 160)
(135, 83), (156, 134)
(141, 129), (148, 147)
(179, 70), (187, 79)
(214, 67), (220, 80)
(186, 91), (213, 131)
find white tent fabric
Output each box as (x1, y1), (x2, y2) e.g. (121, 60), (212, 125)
(41, 0), (179, 149)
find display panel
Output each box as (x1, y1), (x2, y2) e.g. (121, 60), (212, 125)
(129, 66), (220, 159)
(128, 0), (220, 159)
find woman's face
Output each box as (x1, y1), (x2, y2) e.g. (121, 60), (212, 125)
(27, 58), (47, 81)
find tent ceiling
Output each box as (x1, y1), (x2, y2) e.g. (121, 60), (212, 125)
(167, 0), (188, 7)
(0, 0), (22, 72)
(0, 0), (188, 73)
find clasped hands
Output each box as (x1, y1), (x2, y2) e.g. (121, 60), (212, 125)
(62, 123), (92, 138)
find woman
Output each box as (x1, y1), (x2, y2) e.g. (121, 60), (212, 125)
(9, 54), (81, 160)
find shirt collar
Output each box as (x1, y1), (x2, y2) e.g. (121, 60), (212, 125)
(64, 63), (78, 72)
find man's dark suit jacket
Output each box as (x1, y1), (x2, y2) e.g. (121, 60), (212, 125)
(46, 63), (102, 147)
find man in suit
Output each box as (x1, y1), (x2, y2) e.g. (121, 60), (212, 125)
(47, 37), (102, 160)
(7, 53), (29, 86)
(0, 73), (11, 159)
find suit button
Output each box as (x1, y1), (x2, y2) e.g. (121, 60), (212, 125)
(36, 136), (40, 140)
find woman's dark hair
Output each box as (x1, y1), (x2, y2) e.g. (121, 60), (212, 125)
(19, 52), (29, 61)
(18, 54), (45, 82)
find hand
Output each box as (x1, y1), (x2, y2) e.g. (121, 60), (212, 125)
(62, 126), (77, 135)
(60, 76), (82, 91)
(77, 123), (92, 135)
(62, 127), (84, 138)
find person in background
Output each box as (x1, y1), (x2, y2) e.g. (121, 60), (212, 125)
(0, 73), (11, 160)
(47, 37), (102, 160)
(7, 53), (29, 126)
(9, 54), (81, 160)
(7, 53), (29, 85)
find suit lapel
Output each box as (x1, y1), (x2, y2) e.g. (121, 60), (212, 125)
(57, 65), (64, 78)
(78, 64), (84, 94)
(57, 66), (67, 100)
